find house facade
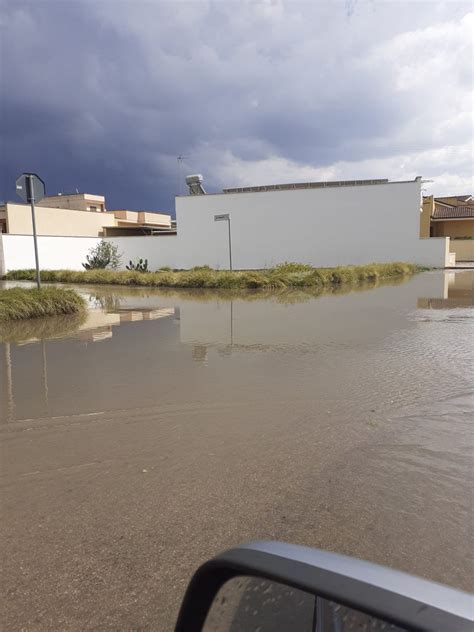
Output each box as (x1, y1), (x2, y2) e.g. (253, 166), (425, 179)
(0, 193), (172, 237)
(420, 195), (474, 262)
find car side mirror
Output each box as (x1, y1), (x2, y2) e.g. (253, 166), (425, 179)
(175, 541), (473, 632)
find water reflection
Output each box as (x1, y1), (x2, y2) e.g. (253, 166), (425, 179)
(1, 272), (471, 349)
(1, 271), (472, 424)
(179, 270), (473, 351)
(0, 306), (175, 345)
(0, 310), (88, 344)
(74, 308), (176, 344)
(417, 270), (473, 309)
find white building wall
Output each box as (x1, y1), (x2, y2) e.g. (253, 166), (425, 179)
(175, 180), (448, 269)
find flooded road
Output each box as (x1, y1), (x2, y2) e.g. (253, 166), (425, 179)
(1, 271), (473, 630)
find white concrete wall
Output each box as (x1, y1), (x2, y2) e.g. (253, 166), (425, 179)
(107, 236), (177, 269)
(0, 234), (178, 273)
(0, 232), (5, 277)
(0, 235), (99, 273)
(176, 180), (448, 268)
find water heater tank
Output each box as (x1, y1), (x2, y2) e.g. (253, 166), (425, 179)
(185, 174), (206, 195)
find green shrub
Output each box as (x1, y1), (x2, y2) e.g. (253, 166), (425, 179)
(82, 240), (122, 270)
(126, 258), (149, 272)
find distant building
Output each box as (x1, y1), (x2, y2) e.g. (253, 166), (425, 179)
(38, 193), (107, 213)
(420, 195), (474, 262)
(0, 192), (173, 237)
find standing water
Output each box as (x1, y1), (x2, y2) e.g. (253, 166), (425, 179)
(1, 270), (473, 630)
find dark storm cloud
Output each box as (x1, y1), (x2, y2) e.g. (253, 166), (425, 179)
(1, 0), (472, 211)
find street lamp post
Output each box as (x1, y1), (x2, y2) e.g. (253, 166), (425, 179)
(214, 213), (232, 271)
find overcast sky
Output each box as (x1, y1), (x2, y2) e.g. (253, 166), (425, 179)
(1, 0), (472, 212)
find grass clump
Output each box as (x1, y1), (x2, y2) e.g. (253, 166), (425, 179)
(5, 262), (420, 291)
(271, 262), (313, 273)
(0, 287), (86, 321)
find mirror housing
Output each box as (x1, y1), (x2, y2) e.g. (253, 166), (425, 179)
(175, 541), (473, 631)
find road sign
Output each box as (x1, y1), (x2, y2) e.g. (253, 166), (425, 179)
(16, 173), (45, 203)
(214, 213), (230, 222)
(15, 173), (44, 288)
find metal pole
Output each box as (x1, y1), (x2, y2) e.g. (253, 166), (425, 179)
(176, 157), (180, 196)
(28, 174), (41, 289)
(227, 217), (233, 271)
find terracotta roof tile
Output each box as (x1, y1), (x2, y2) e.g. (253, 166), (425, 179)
(432, 205), (474, 220)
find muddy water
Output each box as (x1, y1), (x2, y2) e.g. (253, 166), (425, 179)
(1, 271), (473, 630)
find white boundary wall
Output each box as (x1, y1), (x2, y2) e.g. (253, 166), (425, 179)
(0, 235), (99, 275)
(175, 180), (449, 269)
(0, 179), (449, 273)
(0, 235), (178, 275)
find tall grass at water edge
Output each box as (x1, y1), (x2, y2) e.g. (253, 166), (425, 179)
(4, 263), (422, 290)
(0, 287), (86, 321)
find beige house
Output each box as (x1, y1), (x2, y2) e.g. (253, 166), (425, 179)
(0, 192), (173, 237)
(420, 195), (474, 262)
(38, 193), (107, 213)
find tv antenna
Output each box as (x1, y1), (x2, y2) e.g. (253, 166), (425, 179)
(176, 155), (188, 195)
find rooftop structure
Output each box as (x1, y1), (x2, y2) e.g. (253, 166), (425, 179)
(186, 174), (206, 195)
(432, 205), (474, 220)
(435, 195), (472, 206)
(38, 193), (106, 213)
(179, 175), (424, 198)
(103, 210), (174, 236)
(222, 178), (394, 194)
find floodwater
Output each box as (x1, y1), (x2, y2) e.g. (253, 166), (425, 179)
(1, 271), (473, 630)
